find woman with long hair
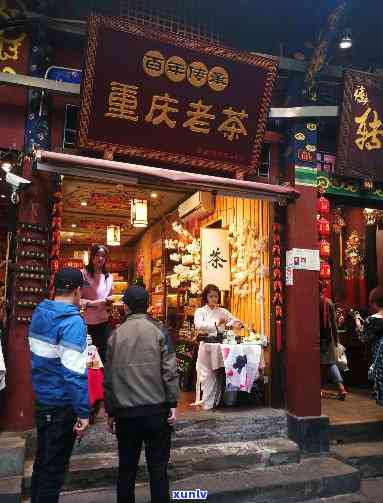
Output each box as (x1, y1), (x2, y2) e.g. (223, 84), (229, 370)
(81, 244), (114, 363)
(320, 282), (347, 400)
(193, 284), (242, 409)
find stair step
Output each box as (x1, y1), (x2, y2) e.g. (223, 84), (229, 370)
(298, 494), (370, 503)
(72, 408), (288, 454)
(330, 421), (383, 444)
(0, 476), (23, 503)
(58, 457), (360, 503)
(0, 436), (26, 478)
(332, 441), (383, 478)
(23, 438), (299, 495)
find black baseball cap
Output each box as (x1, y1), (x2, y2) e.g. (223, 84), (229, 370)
(54, 268), (84, 290)
(123, 286), (149, 313)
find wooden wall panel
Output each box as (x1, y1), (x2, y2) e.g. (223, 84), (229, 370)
(200, 196), (272, 392)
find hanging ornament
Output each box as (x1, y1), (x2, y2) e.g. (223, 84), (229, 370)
(319, 239), (330, 259)
(318, 217), (330, 238)
(319, 261), (331, 280)
(317, 195), (330, 216)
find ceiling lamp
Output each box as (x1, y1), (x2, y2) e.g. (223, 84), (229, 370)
(339, 29), (352, 50)
(131, 199), (148, 228)
(1, 161), (12, 173)
(107, 224), (121, 246)
(83, 250), (90, 265)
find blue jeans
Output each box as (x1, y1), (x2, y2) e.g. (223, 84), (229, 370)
(327, 363), (343, 385)
(30, 405), (76, 503)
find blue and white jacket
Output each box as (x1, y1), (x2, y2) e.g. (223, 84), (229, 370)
(29, 300), (90, 419)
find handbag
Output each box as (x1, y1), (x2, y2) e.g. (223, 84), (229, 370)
(336, 343), (349, 372)
(368, 340), (383, 382)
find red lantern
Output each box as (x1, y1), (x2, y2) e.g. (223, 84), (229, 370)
(319, 239), (330, 259)
(317, 196), (330, 216)
(273, 257), (281, 268)
(317, 217), (330, 238)
(319, 262), (331, 280)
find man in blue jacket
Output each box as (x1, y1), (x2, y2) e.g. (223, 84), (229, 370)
(29, 268), (90, 503)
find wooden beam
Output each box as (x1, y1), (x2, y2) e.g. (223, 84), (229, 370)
(0, 72), (80, 96)
(0, 72), (340, 118)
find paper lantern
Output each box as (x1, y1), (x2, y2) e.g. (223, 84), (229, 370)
(317, 196), (330, 215)
(106, 225), (121, 246)
(319, 262), (331, 280)
(319, 239), (330, 259)
(131, 199), (148, 228)
(318, 217), (330, 238)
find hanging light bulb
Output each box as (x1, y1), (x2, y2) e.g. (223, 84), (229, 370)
(83, 250), (90, 265)
(339, 29), (352, 50)
(131, 199), (148, 228)
(106, 225), (121, 246)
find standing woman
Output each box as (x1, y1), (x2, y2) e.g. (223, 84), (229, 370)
(361, 287), (383, 405)
(81, 245), (113, 363)
(193, 284), (242, 409)
(319, 282), (347, 400)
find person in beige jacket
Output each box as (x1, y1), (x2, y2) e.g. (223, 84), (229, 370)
(104, 286), (179, 503)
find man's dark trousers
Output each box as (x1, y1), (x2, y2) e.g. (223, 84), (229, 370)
(116, 412), (171, 503)
(30, 405), (77, 503)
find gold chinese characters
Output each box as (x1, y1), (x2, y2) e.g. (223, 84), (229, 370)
(354, 107), (383, 151)
(354, 85), (369, 106)
(104, 82), (248, 142)
(143, 50), (229, 92)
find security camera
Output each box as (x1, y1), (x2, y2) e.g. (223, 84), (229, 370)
(5, 172), (31, 205)
(6, 172), (31, 190)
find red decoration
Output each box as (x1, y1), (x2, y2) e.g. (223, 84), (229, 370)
(317, 196), (330, 216)
(317, 217), (330, 238)
(320, 262), (331, 280)
(297, 149), (314, 162)
(272, 220), (283, 352)
(319, 239), (331, 259)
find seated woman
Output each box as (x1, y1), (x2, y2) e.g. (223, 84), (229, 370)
(193, 284), (242, 410)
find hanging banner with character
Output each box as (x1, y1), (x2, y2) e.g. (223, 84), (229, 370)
(337, 70), (383, 182)
(201, 228), (230, 291)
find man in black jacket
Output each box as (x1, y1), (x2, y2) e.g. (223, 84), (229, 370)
(104, 286), (179, 503)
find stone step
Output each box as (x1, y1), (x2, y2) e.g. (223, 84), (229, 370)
(297, 494), (370, 503)
(0, 436), (26, 478)
(57, 457), (360, 503)
(72, 408), (288, 455)
(332, 441), (383, 478)
(0, 476), (23, 503)
(23, 438), (299, 495)
(330, 421), (383, 444)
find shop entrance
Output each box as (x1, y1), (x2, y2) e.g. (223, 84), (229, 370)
(321, 203), (383, 426)
(58, 174), (274, 417)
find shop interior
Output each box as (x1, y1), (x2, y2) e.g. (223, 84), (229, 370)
(321, 200), (383, 424)
(58, 176), (272, 412)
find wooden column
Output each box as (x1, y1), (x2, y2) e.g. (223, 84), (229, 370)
(285, 184), (321, 417)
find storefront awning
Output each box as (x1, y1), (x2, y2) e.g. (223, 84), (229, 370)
(36, 150), (299, 203)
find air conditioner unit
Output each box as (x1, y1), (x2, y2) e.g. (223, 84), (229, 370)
(178, 192), (214, 221)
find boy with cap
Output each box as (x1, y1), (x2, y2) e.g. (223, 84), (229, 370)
(29, 268), (90, 503)
(104, 285), (179, 503)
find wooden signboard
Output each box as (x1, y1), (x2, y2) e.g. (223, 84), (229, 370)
(337, 70), (383, 182)
(78, 14), (278, 176)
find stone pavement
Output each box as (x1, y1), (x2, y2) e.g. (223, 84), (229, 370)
(56, 478), (383, 503)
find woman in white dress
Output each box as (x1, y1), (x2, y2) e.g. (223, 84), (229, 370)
(193, 284), (242, 409)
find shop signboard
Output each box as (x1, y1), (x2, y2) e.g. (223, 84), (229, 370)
(201, 229), (230, 291)
(78, 14), (278, 176)
(337, 70), (383, 182)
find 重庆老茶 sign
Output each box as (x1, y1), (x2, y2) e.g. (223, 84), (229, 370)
(78, 14), (278, 175)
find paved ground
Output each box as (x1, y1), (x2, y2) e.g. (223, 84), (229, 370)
(55, 478), (383, 503)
